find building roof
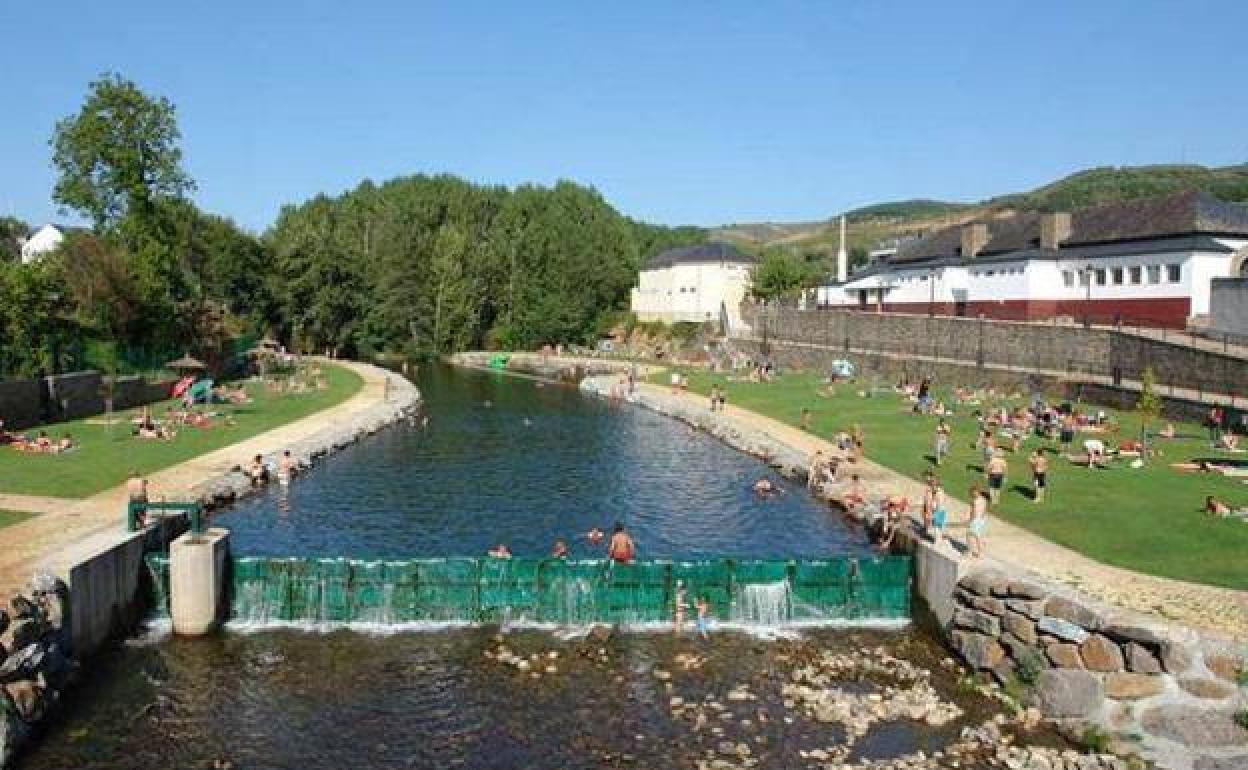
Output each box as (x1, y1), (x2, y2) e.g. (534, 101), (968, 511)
(645, 241), (756, 269)
(890, 191), (1248, 265)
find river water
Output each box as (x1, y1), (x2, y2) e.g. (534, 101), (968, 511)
(16, 365), (1059, 769)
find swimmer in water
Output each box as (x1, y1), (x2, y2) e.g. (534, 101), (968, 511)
(278, 450), (295, 485)
(488, 544), (512, 559)
(551, 539), (569, 559)
(752, 478), (776, 495)
(586, 527), (604, 546)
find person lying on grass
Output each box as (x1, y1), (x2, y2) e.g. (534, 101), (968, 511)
(1205, 495), (1248, 520)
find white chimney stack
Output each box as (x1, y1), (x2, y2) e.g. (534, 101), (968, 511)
(836, 215), (848, 284)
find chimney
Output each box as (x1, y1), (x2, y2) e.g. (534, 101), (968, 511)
(960, 223), (989, 258)
(1040, 212), (1072, 250)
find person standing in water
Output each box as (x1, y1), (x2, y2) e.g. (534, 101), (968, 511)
(127, 470), (150, 528)
(673, 580), (688, 632)
(695, 595), (711, 640)
(278, 450), (295, 485)
(607, 523), (635, 564)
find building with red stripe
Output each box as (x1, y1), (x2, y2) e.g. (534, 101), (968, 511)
(817, 191), (1248, 329)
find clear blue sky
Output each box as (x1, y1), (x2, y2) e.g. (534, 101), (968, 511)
(3, 0), (1246, 232)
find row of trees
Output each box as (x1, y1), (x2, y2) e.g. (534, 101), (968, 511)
(0, 74), (706, 377)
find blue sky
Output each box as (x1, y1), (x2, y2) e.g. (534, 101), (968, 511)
(3, 0), (1246, 232)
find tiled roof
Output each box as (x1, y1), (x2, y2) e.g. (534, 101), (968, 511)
(645, 241), (757, 269)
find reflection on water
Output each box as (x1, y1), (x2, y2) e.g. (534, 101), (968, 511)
(213, 363), (868, 561)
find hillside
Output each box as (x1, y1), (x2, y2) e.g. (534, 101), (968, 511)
(710, 162), (1248, 274)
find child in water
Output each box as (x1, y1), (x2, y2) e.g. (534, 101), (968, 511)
(673, 580), (688, 632)
(695, 595), (711, 640)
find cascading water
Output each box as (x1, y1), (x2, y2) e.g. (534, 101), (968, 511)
(731, 581), (792, 626)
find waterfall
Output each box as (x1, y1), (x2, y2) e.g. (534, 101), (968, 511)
(731, 581), (792, 626)
(145, 556), (912, 630)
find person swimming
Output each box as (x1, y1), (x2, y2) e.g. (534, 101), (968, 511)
(752, 478), (777, 495)
(488, 544), (512, 559)
(586, 527), (604, 546)
(607, 523), (635, 564)
(551, 539), (569, 559)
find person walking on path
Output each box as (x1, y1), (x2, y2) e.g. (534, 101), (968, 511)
(967, 485), (988, 559)
(1028, 449), (1049, 503)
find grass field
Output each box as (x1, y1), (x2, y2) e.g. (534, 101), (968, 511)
(656, 368), (1248, 591)
(0, 363), (364, 499)
(0, 509), (34, 530)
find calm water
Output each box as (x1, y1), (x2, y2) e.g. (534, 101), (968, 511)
(213, 363), (868, 561)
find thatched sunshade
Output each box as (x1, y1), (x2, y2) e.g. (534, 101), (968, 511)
(166, 354), (207, 371)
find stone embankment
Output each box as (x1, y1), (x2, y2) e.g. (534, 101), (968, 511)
(0, 577), (74, 768)
(451, 351), (660, 384)
(188, 368), (421, 510)
(576, 370), (1247, 770)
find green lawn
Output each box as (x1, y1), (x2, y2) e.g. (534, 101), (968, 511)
(0, 509), (34, 529)
(657, 368), (1248, 591)
(0, 363), (364, 499)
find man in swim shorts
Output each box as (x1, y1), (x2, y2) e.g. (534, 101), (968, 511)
(607, 523), (635, 564)
(1028, 449), (1048, 503)
(985, 451), (1008, 504)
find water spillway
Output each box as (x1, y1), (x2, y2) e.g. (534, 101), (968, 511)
(146, 554), (911, 627)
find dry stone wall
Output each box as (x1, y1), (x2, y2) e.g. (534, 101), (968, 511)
(0, 371), (175, 430)
(948, 565), (1247, 770)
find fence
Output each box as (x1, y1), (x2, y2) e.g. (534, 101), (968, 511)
(145, 555), (912, 626)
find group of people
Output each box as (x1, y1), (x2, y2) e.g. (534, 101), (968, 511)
(3, 424), (76, 454)
(488, 523), (636, 564)
(245, 450), (299, 487)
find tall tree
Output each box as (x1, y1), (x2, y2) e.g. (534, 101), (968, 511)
(50, 73), (194, 232)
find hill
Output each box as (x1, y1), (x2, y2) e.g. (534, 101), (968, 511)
(710, 162), (1248, 275)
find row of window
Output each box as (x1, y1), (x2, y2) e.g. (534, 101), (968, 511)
(970, 267), (1024, 278)
(1061, 264), (1181, 288)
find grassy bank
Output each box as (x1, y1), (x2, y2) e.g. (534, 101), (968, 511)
(0, 363), (364, 499)
(656, 368), (1248, 591)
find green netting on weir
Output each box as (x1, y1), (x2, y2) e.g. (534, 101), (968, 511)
(146, 555), (912, 627)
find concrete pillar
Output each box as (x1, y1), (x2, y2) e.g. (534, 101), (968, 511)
(169, 527), (230, 636)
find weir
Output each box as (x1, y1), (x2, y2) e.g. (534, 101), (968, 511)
(145, 554), (911, 627)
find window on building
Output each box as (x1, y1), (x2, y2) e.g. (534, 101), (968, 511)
(1147, 265), (1161, 284)
(1167, 263), (1181, 283)
(1095, 269), (1107, 286)
(1063, 271), (1074, 288)
(1111, 267), (1124, 285)
(986, 270), (995, 277)
(1078, 270), (1089, 287)
(1129, 266), (1142, 284)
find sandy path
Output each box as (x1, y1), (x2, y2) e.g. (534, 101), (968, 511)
(0, 360), (391, 597)
(637, 382), (1248, 638)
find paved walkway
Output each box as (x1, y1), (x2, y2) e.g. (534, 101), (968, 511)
(637, 382), (1248, 639)
(0, 360), (392, 598)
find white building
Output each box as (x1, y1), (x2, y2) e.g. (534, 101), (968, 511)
(19, 224), (67, 264)
(630, 242), (757, 332)
(817, 191), (1248, 329)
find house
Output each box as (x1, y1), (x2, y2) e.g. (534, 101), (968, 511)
(816, 191), (1248, 329)
(20, 224), (70, 264)
(630, 241), (757, 333)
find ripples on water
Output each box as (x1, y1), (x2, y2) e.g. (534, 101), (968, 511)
(215, 363), (868, 561)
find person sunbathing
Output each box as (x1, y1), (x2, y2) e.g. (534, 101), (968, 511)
(1158, 422), (1176, 439)
(54, 434), (75, 453)
(1205, 495), (1248, 519)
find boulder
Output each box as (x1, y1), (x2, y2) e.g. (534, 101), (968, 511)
(1006, 599), (1044, 621)
(1028, 670), (1104, 718)
(1177, 677), (1236, 700)
(1123, 643), (1162, 674)
(954, 608), (1001, 636)
(6, 620), (45, 653)
(1044, 596), (1103, 629)
(951, 631), (1006, 670)
(3, 680), (41, 722)
(1103, 622), (1164, 647)
(1045, 643), (1084, 669)
(960, 570), (1009, 598)
(1079, 635), (1125, 673)
(0, 610), (8, 638)
(1005, 580), (1048, 600)
(968, 595), (1007, 616)
(1103, 673), (1165, 700)
(1002, 612), (1037, 645)
(1161, 641), (1194, 675)
(1204, 654), (1244, 683)
(1037, 617), (1090, 644)
(1140, 705), (1248, 748)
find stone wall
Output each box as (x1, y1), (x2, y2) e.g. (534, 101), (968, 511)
(742, 305), (1248, 398)
(1210, 277), (1248, 343)
(0, 371), (175, 430)
(450, 352), (651, 384)
(946, 565), (1247, 770)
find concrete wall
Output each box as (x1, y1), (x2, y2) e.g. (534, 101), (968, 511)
(0, 371), (174, 430)
(1210, 277), (1248, 342)
(743, 305), (1248, 397)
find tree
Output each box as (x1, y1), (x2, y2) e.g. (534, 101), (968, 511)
(0, 217), (29, 263)
(51, 73), (194, 232)
(750, 249), (814, 300)
(1136, 366), (1162, 455)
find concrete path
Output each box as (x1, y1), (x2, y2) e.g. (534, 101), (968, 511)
(0, 360), (392, 598)
(636, 382), (1248, 638)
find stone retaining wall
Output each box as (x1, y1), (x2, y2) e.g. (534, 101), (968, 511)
(943, 562), (1247, 770)
(450, 351), (648, 384)
(0, 577), (75, 767)
(0, 371), (176, 430)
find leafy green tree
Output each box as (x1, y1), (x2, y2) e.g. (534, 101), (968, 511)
(0, 217), (29, 263)
(51, 73), (194, 232)
(750, 249), (815, 300)
(1136, 366), (1163, 451)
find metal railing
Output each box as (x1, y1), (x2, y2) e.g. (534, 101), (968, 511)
(127, 500), (204, 535)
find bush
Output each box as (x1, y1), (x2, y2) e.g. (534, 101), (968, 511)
(1234, 710), (1248, 730)
(1080, 725), (1113, 754)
